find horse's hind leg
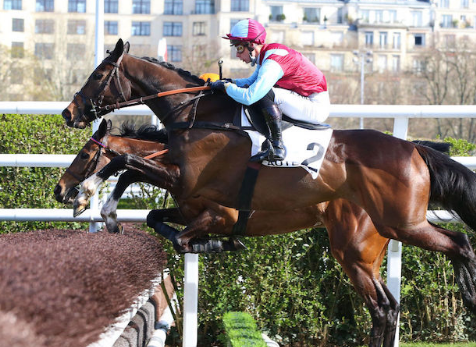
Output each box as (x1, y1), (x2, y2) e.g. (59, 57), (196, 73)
(377, 222), (476, 314)
(379, 279), (400, 347)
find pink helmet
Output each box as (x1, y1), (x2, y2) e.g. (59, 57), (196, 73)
(224, 19), (266, 45)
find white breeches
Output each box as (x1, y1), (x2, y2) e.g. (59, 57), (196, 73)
(273, 88), (330, 124)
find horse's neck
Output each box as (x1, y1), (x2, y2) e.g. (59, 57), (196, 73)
(108, 136), (166, 157)
(124, 55), (237, 125)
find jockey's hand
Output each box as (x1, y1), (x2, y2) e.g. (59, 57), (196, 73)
(210, 80), (230, 93)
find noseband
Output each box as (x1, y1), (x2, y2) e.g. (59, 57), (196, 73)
(73, 52), (127, 123)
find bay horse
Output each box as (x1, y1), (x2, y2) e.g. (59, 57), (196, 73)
(55, 118), (396, 345)
(62, 39), (476, 346)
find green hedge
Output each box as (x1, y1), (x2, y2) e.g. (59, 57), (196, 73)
(2, 114), (476, 346)
(0, 114), (90, 233)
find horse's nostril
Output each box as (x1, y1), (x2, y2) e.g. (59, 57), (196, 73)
(53, 184), (61, 196)
(62, 109), (71, 121)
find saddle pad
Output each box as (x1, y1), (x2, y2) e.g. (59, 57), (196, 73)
(241, 109), (333, 179)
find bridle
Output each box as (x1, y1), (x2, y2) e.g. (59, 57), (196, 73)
(65, 137), (121, 183)
(73, 51), (128, 123)
(72, 51), (212, 127)
(65, 136), (169, 183)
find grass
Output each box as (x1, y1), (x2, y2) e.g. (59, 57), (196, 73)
(400, 343), (476, 347)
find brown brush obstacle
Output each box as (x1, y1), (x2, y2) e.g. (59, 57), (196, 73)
(0, 227), (168, 347)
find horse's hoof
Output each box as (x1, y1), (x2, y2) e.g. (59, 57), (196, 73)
(232, 238), (247, 251)
(73, 204), (87, 217)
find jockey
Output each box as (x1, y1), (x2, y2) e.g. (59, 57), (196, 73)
(210, 18), (330, 162)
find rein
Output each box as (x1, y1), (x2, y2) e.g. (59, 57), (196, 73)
(98, 86), (212, 113)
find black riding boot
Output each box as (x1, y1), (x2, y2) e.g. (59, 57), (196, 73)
(250, 104), (285, 162)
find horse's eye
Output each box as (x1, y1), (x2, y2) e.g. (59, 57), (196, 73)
(93, 73), (103, 80)
(80, 151), (90, 159)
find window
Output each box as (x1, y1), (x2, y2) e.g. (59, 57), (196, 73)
(68, 0), (86, 12)
(163, 22), (182, 36)
(414, 33), (425, 47)
(439, 0), (449, 7)
(35, 43), (54, 59)
(360, 10), (370, 23)
(461, 0), (469, 7)
(388, 10), (397, 23)
(132, 0), (150, 14)
(337, 8), (343, 24)
(36, 0), (54, 11)
(303, 8), (319, 23)
(413, 59), (426, 74)
(11, 42), (24, 58)
(105, 21), (118, 35)
(393, 32), (401, 49)
(378, 55), (387, 73)
(10, 68), (23, 84)
(301, 31), (314, 46)
(195, 0), (214, 14)
(67, 43), (85, 59)
(270, 5), (284, 21)
(392, 55), (400, 73)
(365, 31), (374, 47)
(193, 22), (206, 36)
(4, 0), (21, 10)
(105, 0), (118, 13)
(67, 20), (86, 34)
(35, 19), (54, 33)
(379, 32), (388, 49)
(411, 11), (422, 26)
(231, 0), (248, 12)
(12, 18), (24, 32)
(330, 54), (344, 72)
(441, 14), (453, 27)
(164, 0), (182, 15)
(132, 22), (150, 36)
(375, 10), (384, 23)
(167, 45), (182, 62)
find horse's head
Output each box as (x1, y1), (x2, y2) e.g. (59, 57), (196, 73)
(54, 119), (113, 204)
(62, 39), (131, 129)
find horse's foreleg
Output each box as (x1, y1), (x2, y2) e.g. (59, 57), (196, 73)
(101, 170), (143, 234)
(74, 173), (104, 216)
(380, 279), (400, 347)
(147, 208), (186, 225)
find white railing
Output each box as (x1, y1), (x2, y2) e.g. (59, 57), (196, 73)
(1, 102), (476, 347)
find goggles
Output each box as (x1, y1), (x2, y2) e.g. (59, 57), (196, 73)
(235, 44), (246, 54)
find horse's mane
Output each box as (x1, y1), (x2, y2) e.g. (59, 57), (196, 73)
(116, 121), (168, 143)
(139, 56), (205, 86)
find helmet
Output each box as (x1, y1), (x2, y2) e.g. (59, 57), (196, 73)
(199, 73), (220, 82)
(224, 19), (266, 45)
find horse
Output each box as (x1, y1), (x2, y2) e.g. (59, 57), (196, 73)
(62, 39), (476, 346)
(55, 118), (397, 345)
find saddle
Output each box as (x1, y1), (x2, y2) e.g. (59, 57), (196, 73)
(233, 105), (330, 138)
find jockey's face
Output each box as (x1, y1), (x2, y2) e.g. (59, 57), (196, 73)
(234, 43), (253, 64)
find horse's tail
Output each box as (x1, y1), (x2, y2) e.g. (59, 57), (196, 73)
(415, 144), (476, 231)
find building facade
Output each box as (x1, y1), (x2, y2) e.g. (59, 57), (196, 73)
(1, 0), (476, 100)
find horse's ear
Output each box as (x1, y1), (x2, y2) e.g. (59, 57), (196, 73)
(97, 119), (108, 137)
(110, 39), (124, 60)
(106, 119), (113, 133)
(124, 41), (130, 53)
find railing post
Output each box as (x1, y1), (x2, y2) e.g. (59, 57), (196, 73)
(183, 253), (199, 347)
(388, 116), (408, 347)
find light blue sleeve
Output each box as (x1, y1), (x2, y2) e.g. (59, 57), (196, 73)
(225, 60), (284, 105)
(234, 67), (260, 87)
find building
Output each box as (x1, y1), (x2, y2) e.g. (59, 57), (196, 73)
(1, 0), (476, 101)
